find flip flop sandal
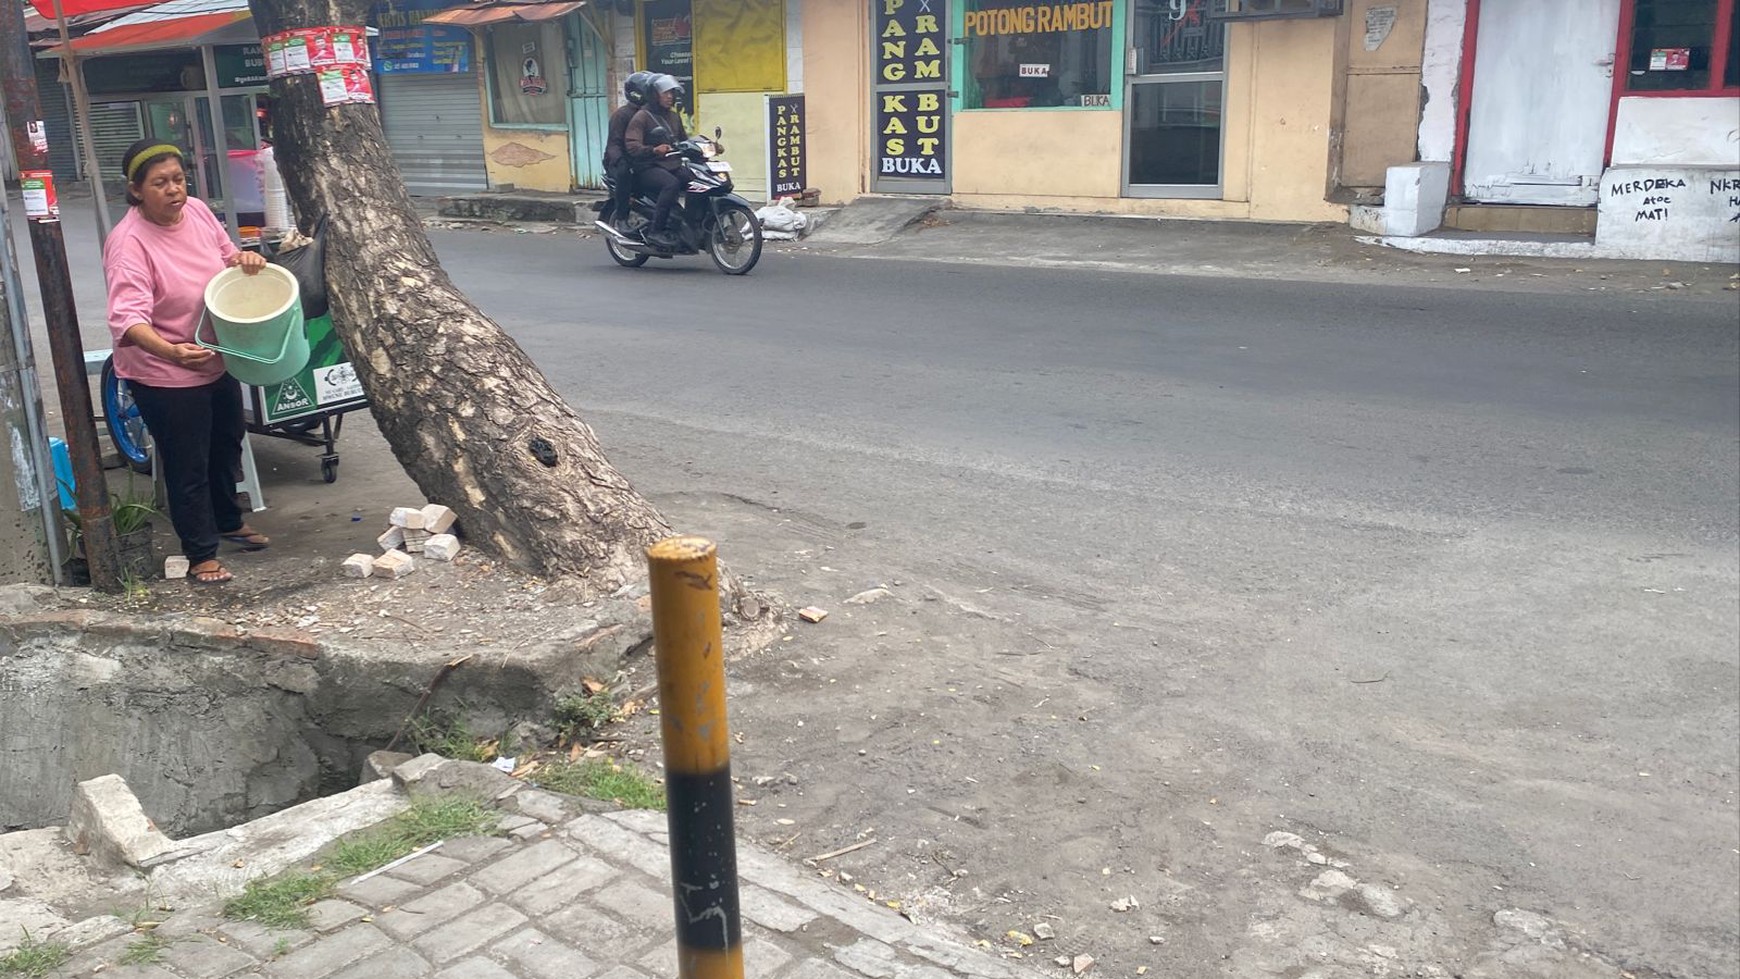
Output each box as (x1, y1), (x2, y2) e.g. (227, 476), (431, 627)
(221, 530), (271, 550)
(190, 560), (233, 585)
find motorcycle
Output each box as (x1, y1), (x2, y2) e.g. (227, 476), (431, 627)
(592, 128), (764, 275)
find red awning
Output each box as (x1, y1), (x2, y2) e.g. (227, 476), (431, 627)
(28, 0), (148, 22)
(422, 0), (586, 27)
(64, 9), (251, 53)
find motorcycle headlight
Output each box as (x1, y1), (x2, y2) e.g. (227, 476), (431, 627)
(700, 141), (717, 159)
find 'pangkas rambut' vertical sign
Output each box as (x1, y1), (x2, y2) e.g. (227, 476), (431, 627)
(873, 0), (947, 184)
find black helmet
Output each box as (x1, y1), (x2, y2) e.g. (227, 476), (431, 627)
(624, 70), (655, 106)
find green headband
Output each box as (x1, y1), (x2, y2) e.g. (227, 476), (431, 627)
(126, 144), (183, 182)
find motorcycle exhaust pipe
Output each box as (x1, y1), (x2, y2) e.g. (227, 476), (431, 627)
(594, 220), (638, 243)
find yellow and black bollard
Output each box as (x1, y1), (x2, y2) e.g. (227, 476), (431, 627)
(646, 536), (744, 979)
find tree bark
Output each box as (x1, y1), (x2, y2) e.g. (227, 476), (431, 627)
(247, 0), (677, 594)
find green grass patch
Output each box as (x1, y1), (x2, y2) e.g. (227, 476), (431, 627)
(536, 760), (666, 810)
(222, 871), (331, 930)
(554, 690), (618, 741)
(408, 714), (495, 763)
(118, 932), (173, 967)
(326, 796), (497, 878)
(0, 934), (71, 978)
(220, 796), (500, 930)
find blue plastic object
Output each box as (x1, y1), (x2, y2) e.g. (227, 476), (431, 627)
(49, 437), (74, 509)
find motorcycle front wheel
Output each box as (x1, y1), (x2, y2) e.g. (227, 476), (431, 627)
(708, 202), (763, 276)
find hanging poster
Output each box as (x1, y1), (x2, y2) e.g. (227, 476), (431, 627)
(766, 93), (806, 198)
(263, 27), (371, 80)
(21, 170), (59, 222)
(642, 0), (694, 96)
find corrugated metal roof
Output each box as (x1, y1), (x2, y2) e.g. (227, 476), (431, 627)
(422, 0), (586, 27)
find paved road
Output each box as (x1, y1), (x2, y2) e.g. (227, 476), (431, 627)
(11, 206), (1736, 974)
(434, 231), (1739, 977)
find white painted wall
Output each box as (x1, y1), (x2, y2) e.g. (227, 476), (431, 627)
(1598, 166), (1740, 261)
(786, 0), (804, 94)
(611, 10), (636, 107)
(1462, 0), (1619, 205)
(1417, 0), (1465, 162)
(1612, 96), (1740, 167)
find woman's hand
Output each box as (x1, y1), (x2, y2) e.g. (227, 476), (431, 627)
(230, 251), (267, 276)
(168, 342), (215, 366)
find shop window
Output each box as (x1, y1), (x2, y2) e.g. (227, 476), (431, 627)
(1624, 0), (1739, 93)
(486, 21), (567, 127)
(961, 0), (1116, 109)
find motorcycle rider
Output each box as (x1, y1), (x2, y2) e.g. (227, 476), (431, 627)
(625, 74), (689, 251)
(604, 70), (655, 235)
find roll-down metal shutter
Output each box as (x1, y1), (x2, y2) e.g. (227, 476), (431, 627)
(377, 72), (488, 196)
(73, 101), (145, 191)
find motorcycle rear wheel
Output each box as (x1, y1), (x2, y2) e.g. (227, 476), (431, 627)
(605, 214), (649, 267)
(708, 202), (763, 275)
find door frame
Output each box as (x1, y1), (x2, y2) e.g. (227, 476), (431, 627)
(566, 13), (611, 190)
(1121, 1), (1226, 199)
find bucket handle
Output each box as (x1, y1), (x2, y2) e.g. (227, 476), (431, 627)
(195, 308), (298, 366)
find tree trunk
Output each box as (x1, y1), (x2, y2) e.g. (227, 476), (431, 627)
(247, 0), (676, 594)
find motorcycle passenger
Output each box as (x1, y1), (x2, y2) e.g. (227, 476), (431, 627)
(604, 70), (655, 234)
(625, 74), (688, 250)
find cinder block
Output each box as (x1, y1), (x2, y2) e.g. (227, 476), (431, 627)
(421, 504), (457, 534)
(65, 774), (175, 871)
(163, 556), (189, 580)
(374, 549), (416, 579)
(378, 526), (405, 552)
(425, 535), (461, 561)
(342, 554), (375, 579)
(390, 506), (428, 530)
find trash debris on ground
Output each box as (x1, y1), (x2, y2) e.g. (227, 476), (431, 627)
(755, 198), (810, 240)
(798, 606), (829, 623)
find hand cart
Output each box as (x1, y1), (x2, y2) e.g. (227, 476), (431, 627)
(99, 313), (367, 487)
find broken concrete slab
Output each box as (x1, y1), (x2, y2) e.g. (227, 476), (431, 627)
(393, 756), (520, 803)
(803, 195), (945, 246)
(66, 774), (176, 871)
(362, 750), (415, 785)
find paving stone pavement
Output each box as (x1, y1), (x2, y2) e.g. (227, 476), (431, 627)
(50, 808), (1041, 979)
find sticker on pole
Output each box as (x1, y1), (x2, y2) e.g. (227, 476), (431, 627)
(21, 170), (59, 222)
(264, 27), (371, 80)
(27, 121), (48, 156)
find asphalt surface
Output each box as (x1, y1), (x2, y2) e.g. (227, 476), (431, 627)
(432, 231), (1739, 976)
(10, 205), (1738, 974)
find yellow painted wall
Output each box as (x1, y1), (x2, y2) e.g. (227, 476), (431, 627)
(951, 111), (1123, 198)
(804, 0), (869, 202)
(695, 92), (771, 200)
(800, 0), (1345, 223)
(474, 44), (574, 192)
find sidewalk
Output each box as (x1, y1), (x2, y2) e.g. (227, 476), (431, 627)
(39, 756), (1036, 979)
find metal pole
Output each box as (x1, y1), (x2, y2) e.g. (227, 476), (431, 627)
(199, 45), (238, 243)
(645, 537), (745, 979)
(0, 173), (66, 584)
(52, 0), (112, 244)
(0, 0), (123, 592)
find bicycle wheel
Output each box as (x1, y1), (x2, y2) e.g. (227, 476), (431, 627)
(101, 357), (153, 474)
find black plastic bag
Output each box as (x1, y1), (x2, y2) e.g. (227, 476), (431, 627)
(269, 215), (329, 320)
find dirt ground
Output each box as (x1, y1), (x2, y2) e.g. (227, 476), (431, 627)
(38, 217), (1737, 977)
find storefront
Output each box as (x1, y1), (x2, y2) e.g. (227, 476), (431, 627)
(615, 0), (802, 201)
(372, 0), (489, 195)
(52, 40), (272, 230)
(421, 0), (612, 193)
(808, 0), (1355, 221)
(1419, 0), (1738, 259)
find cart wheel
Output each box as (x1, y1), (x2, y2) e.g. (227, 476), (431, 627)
(321, 458), (338, 483)
(101, 357), (154, 475)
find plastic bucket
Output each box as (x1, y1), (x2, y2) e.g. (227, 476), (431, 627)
(199, 264), (309, 387)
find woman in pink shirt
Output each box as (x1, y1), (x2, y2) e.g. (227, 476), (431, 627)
(105, 140), (272, 584)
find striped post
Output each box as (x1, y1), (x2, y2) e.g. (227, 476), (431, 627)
(645, 536), (744, 979)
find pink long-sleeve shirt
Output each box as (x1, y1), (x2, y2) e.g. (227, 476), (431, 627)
(104, 197), (236, 388)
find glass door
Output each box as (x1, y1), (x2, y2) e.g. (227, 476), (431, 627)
(1123, 0), (1225, 198)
